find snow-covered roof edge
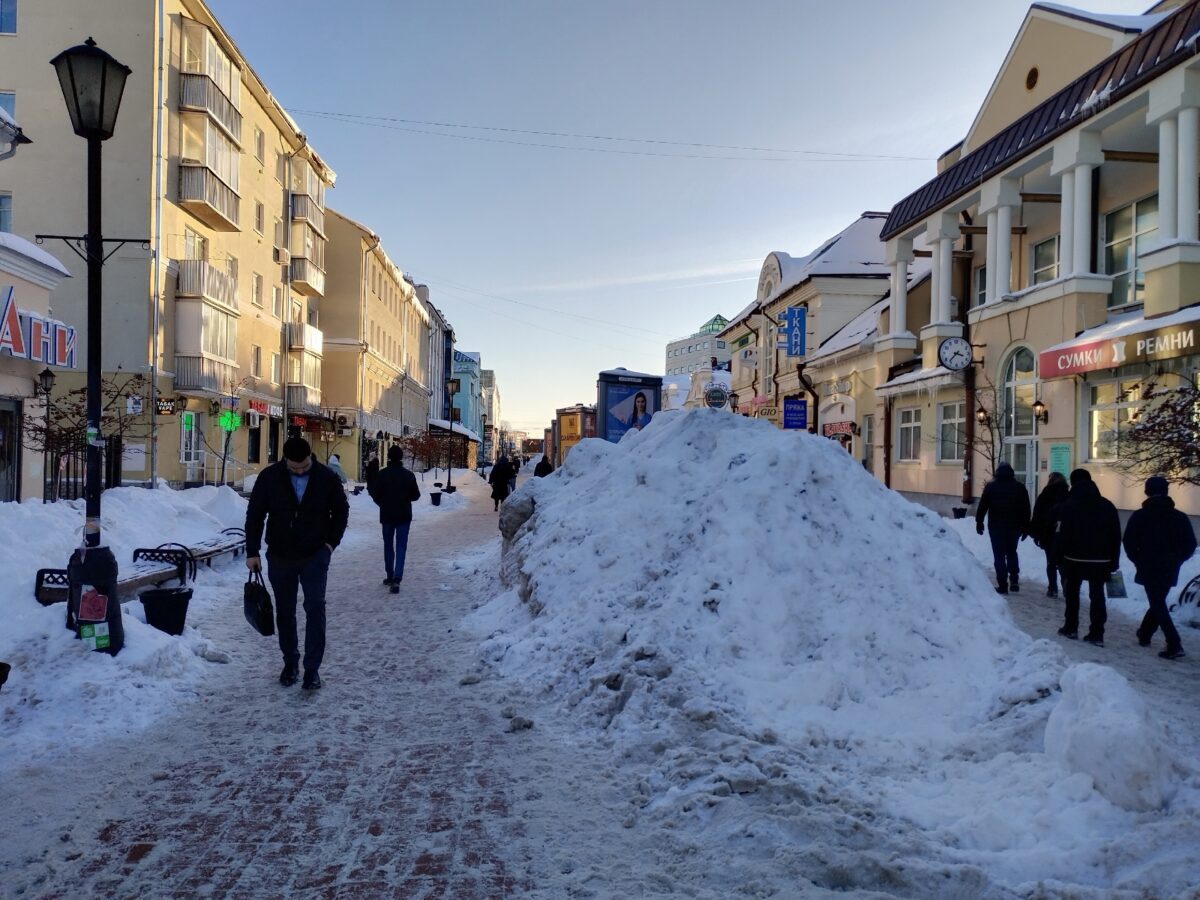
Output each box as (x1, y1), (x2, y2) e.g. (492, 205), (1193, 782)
(428, 418), (481, 443)
(0, 232), (71, 281)
(1031, 2), (1170, 34)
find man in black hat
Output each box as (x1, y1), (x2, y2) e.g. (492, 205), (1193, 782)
(245, 436), (349, 690)
(369, 444), (421, 594)
(1123, 475), (1196, 660)
(975, 461), (1031, 594)
(1053, 468), (1121, 646)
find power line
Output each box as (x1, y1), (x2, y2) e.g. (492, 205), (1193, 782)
(293, 109), (933, 163)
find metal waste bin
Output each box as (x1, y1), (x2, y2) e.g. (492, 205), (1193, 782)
(430, 491), (443, 506)
(138, 587), (194, 636)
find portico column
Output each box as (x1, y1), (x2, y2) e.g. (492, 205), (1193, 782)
(994, 204), (1012, 301)
(1179, 106), (1199, 242)
(937, 237), (953, 322)
(985, 210), (998, 303)
(1059, 168), (1075, 277)
(1073, 163), (1094, 275)
(892, 260), (909, 334)
(1160, 115), (1179, 244)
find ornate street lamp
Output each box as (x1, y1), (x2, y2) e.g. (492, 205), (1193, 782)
(479, 412), (488, 476)
(445, 378), (460, 492)
(729, 391), (739, 414)
(49, 38), (131, 654)
(37, 367), (56, 503)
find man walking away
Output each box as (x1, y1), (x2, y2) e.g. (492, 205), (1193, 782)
(975, 461), (1031, 594)
(534, 454), (554, 477)
(1030, 471), (1070, 598)
(1123, 476), (1196, 660)
(369, 445), (421, 594)
(1054, 468), (1121, 646)
(245, 436), (350, 691)
(489, 456), (514, 512)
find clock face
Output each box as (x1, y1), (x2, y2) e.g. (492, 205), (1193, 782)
(938, 337), (972, 371)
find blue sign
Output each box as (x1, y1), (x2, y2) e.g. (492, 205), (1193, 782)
(783, 306), (806, 357)
(783, 397), (808, 430)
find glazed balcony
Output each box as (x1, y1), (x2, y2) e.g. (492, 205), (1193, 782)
(174, 355), (239, 394)
(179, 163), (240, 231)
(179, 73), (242, 144)
(175, 259), (239, 313)
(290, 256), (325, 296)
(287, 321), (323, 356)
(290, 193), (326, 237)
(286, 383), (321, 413)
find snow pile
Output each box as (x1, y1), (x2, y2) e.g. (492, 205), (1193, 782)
(1045, 663), (1180, 812)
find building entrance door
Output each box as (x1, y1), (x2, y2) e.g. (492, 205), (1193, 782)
(0, 398), (21, 502)
(1001, 439), (1038, 502)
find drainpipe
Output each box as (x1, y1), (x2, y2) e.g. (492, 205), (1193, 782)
(960, 210), (975, 505)
(883, 395), (894, 489)
(150, 0), (166, 487)
(360, 234), (380, 456)
(796, 363), (819, 435)
(282, 136), (308, 437)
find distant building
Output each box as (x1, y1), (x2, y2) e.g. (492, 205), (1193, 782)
(664, 315), (731, 376)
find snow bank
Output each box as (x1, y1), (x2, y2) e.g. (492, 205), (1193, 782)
(1045, 663), (1180, 812)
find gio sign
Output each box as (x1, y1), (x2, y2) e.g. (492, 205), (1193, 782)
(0, 286), (78, 368)
(1039, 320), (1198, 378)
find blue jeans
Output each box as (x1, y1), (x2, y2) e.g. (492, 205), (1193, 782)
(267, 546), (331, 673)
(382, 521), (412, 582)
(989, 526), (1020, 587)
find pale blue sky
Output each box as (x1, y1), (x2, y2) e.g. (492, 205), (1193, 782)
(209, 0), (1149, 433)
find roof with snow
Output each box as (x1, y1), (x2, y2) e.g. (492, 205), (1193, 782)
(1031, 2), (1171, 33)
(428, 418), (481, 443)
(763, 212), (894, 306)
(0, 232), (71, 278)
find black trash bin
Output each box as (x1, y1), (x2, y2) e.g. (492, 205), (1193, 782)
(430, 491), (443, 506)
(444, 485), (457, 494)
(952, 507), (967, 519)
(139, 587), (194, 636)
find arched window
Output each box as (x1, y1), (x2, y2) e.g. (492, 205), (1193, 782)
(1001, 348), (1037, 438)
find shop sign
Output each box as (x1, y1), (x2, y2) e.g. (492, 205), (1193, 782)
(155, 397), (177, 416)
(756, 406), (779, 420)
(783, 398), (807, 430)
(1048, 443), (1072, 477)
(704, 385), (729, 409)
(0, 286), (78, 368)
(822, 421), (854, 437)
(248, 399), (283, 418)
(821, 379), (852, 398)
(1040, 320), (1199, 378)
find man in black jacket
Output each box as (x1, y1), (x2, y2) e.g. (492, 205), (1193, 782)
(1053, 468), (1121, 646)
(245, 437), (350, 690)
(1123, 476), (1197, 660)
(368, 445), (421, 594)
(975, 461), (1031, 594)
(534, 454), (554, 478)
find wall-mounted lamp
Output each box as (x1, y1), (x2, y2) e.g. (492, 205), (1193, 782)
(850, 422), (861, 437)
(975, 405), (991, 426)
(729, 391), (739, 413)
(1032, 399), (1048, 425)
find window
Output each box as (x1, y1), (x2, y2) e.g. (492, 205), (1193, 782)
(184, 228), (207, 261)
(201, 305), (236, 360)
(270, 352), (281, 384)
(224, 254), (238, 282)
(247, 420), (261, 464)
(973, 266), (987, 307)
(254, 201), (265, 234)
(1032, 235), (1059, 285)
(862, 414), (875, 473)
(937, 401), (966, 462)
(716, 340), (726, 349)
(253, 126), (265, 163)
(271, 286), (282, 318)
(181, 116), (239, 190)
(1001, 348), (1037, 439)
(703, 341), (709, 349)
(0, 193), (10, 233)
(273, 218), (285, 249)
(275, 151), (286, 184)
(180, 412), (203, 464)
(897, 408), (921, 461)
(1087, 377), (1143, 461)
(251, 344), (262, 377)
(0, 1), (14, 33)
(182, 20), (240, 108)
(0, 92), (13, 119)
(252, 272), (263, 307)
(1104, 195), (1158, 307)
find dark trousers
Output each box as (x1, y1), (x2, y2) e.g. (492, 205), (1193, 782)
(267, 546), (331, 673)
(1139, 583), (1183, 651)
(382, 521), (412, 581)
(1062, 561), (1108, 638)
(1043, 547), (1063, 592)
(989, 526), (1020, 587)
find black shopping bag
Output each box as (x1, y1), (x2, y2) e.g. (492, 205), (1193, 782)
(243, 571), (275, 636)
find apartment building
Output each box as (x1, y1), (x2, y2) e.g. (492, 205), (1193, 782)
(0, 0), (334, 488)
(480, 367), (500, 460)
(322, 208), (432, 481)
(424, 293), (454, 423)
(664, 315), (730, 376)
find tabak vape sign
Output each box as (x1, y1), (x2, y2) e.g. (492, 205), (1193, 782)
(1040, 321), (1198, 378)
(0, 285), (78, 367)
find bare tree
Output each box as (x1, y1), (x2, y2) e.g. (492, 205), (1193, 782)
(970, 373), (1004, 480)
(1109, 378), (1200, 485)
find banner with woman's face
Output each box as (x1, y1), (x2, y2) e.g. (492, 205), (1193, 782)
(606, 384), (656, 442)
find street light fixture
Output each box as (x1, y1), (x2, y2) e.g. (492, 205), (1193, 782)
(445, 378), (460, 492)
(479, 412), (488, 475)
(37, 367), (56, 503)
(49, 37), (131, 654)
(729, 391), (739, 414)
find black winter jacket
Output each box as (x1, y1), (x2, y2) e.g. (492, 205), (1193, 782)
(369, 462), (421, 524)
(534, 458), (554, 477)
(489, 461), (514, 500)
(1053, 481), (1121, 570)
(1029, 479), (1069, 547)
(976, 467), (1031, 534)
(1123, 495), (1198, 587)
(245, 460), (350, 560)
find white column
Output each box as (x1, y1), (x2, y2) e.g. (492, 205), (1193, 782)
(1059, 168), (1075, 278)
(892, 261), (908, 334)
(985, 210), (998, 304)
(1160, 115), (1179, 243)
(995, 205), (1012, 300)
(1073, 163), (1093, 275)
(1180, 106), (1199, 242)
(938, 237), (953, 322)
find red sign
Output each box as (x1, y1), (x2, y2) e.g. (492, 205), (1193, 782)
(0, 285), (77, 367)
(1039, 338), (1124, 378)
(78, 586), (108, 622)
(822, 421), (854, 437)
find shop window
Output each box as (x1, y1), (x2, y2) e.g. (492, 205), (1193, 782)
(180, 411), (203, 464)
(897, 407), (921, 461)
(1085, 374), (1162, 461)
(938, 401), (966, 462)
(1032, 235), (1059, 285)
(1104, 194), (1158, 307)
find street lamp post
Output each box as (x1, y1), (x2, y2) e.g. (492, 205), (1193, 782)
(479, 412), (487, 476)
(445, 378), (460, 492)
(50, 38), (131, 654)
(37, 367), (56, 503)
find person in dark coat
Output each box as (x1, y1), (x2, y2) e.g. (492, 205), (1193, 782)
(364, 451), (380, 491)
(1030, 471), (1070, 598)
(489, 456), (514, 511)
(534, 454), (554, 478)
(245, 436), (350, 690)
(1123, 476), (1197, 660)
(1053, 468), (1121, 646)
(975, 461), (1032, 594)
(368, 445), (422, 594)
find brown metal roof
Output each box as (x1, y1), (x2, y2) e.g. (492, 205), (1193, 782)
(881, 0), (1200, 241)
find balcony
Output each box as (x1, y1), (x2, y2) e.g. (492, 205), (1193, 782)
(290, 193), (326, 237)
(179, 163), (240, 231)
(174, 355), (239, 394)
(286, 383), (322, 413)
(290, 256), (325, 296)
(179, 73), (242, 144)
(287, 321), (323, 356)
(175, 259), (239, 313)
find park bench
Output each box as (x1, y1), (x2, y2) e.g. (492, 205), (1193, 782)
(33, 528), (245, 606)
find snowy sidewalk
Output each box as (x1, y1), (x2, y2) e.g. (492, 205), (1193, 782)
(0, 474), (652, 898)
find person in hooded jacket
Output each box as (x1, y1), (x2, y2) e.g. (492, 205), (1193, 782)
(1053, 468), (1122, 646)
(1029, 471), (1070, 598)
(369, 445), (422, 594)
(975, 461), (1031, 594)
(534, 454), (554, 477)
(364, 451), (380, 492)
(1123, 476), (1196, 660)
(489, 456), (514, 511)
(327, 453), (349, 485)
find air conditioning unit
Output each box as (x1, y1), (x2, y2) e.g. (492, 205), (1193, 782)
(273, 247), (291, 265)
(337, 415), (348, 426)
(246, 410), (261, 427)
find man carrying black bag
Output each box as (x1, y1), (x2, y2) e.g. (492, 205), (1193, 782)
(245, 436), (349, 690)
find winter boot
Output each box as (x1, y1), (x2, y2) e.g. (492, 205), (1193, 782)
(1046, 587), (1058, 598)
(1010, 577), (1020, 592)
(996, 583), (1008, 594)
(1137, 631), (1152, 648)
(302, 670), (322, 691)
(1082, 633), (1104, 647)
(1159, 646), (1186, 660)
(1057, 626), (1078, 640)
(279, 661), (299, 687)
(390, 582), (400, 595)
